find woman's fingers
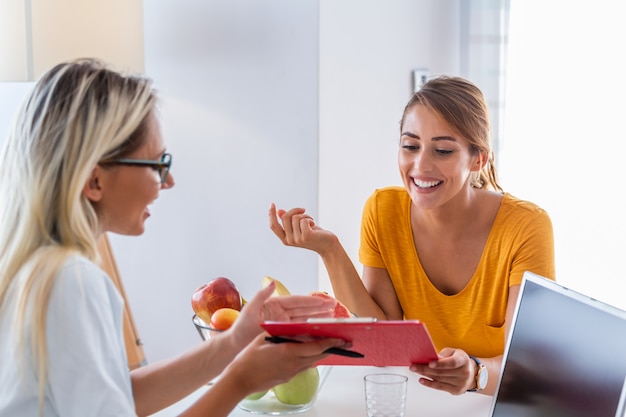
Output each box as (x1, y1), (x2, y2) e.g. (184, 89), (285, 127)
(268, 203), (315, 247)
(409, 348), (473, 395)
(268, 203), (287, 241)
(262, 295), (336, 322)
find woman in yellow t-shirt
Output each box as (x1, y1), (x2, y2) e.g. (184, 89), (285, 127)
(269, 76), (555, 396)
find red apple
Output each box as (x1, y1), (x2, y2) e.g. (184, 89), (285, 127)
(309, 291), (351, 318)
(192, 277), (242, 325)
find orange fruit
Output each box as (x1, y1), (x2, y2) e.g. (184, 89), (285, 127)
(210, 307), (240, 330)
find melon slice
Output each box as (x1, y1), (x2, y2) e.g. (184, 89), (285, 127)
(262, 276), (292, 296)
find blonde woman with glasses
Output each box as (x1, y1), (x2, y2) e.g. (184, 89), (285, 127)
(0, 59), (344, 417)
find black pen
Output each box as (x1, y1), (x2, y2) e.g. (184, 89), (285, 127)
(264, 335), (364, 358)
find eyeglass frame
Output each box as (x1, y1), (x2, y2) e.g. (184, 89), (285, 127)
(101, 153), (172, 184)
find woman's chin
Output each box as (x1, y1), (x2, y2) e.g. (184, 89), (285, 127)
(107, 223), (146, 237)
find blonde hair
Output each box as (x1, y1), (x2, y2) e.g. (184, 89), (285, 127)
(401, 76), (503, 192)
(0, 58), (156, 413)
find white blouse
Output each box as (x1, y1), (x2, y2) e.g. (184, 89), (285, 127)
(0, 255), (136, 416)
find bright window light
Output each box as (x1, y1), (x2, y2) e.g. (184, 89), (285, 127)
(501, 0), (626, 308)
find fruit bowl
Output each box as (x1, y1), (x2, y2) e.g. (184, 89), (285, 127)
(237, 365), (331, 415)
(192, 314), (332, 415)
(193, 314), (224, 340)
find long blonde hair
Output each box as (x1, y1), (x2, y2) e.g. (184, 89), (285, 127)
(0, 58), (156, 412)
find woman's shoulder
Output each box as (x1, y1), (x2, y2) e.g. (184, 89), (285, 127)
(496, 193), (552, 230)
(60, 254), (107, 277)
(368, 185), (408, 202)
(364, 186), (409, 212)
(49, 253), (123, 319)
(54, 254), (117, 297)
(501, 192), (549, 216)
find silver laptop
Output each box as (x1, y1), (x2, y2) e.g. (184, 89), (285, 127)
(490, 271), (626, 417)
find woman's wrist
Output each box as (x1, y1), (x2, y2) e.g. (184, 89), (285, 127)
(193, 369), (250, 417)
(317, 235), (345, 259)
(219, 354), (267, 399)
(467, 358), (478, 391)
(466, 355), (488, 393)
(224, 327), (256, 355)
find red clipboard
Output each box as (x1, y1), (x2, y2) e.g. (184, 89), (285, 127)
(261, 319), (439, 366)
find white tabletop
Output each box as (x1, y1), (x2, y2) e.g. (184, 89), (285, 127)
(151, 365), (493, 417)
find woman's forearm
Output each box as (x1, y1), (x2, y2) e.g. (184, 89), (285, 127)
(320, 240), (387, 319)
(130, 332), (241, 416)
(177, 370), (248, 417)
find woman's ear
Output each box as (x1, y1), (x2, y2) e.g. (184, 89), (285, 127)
(472, 151), (488, 171)
(83, 166), (104, 202)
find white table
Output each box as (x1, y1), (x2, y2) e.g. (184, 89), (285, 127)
(152, 366), (493, 416)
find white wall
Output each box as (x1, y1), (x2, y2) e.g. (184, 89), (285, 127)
(0, 83), (32, 135)
(111, 0), (322, 362)
(318, 0), (461, 292)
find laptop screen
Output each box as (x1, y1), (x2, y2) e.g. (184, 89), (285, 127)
(490, 272), (626, 417)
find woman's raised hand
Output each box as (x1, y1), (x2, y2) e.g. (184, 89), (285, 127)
(268, 203), (338, 255)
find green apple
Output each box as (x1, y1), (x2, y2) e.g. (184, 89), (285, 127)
(273, 367), (319, 405)
(245, 390), (268, 401)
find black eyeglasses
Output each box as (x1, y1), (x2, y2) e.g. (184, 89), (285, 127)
(104, 153), (172, 184)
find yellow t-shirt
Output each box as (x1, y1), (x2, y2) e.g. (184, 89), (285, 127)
(359, 186), (555, 358)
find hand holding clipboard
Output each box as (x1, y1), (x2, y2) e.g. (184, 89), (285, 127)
(261, 318), (439, 367)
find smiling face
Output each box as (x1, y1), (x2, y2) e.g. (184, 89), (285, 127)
(87, 113), (175, 236)
(398, 105), (482, 211)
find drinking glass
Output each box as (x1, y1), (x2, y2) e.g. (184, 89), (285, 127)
(364, 373), (408, 417)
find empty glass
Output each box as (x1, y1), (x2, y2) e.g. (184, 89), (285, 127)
(364, 373), (408, 417)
